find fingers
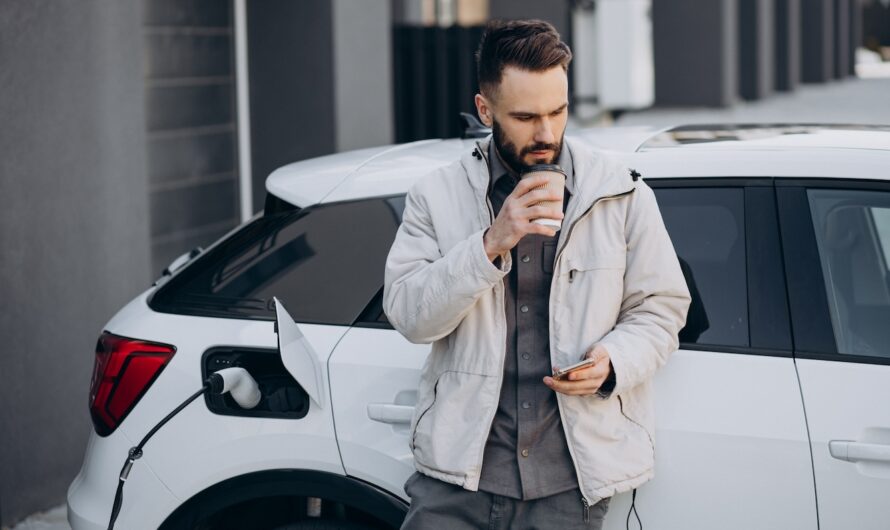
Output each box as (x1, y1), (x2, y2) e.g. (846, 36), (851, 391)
(513, 174), (552, 195)
(543, 375), (602, 396)
(514, 187), (564, 207)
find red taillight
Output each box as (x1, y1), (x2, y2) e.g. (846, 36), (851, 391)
(89, 332), (176, 436)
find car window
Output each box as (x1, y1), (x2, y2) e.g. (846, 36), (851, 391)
(808, 189), (890, 359)
(151, 197), (404, 324)
(653, 187), (749, 348)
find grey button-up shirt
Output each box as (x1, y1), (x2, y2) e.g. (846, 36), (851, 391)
(477, 142), (580, 500)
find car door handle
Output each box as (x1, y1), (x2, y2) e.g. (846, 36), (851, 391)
(367, 403), (414, 425)
(829, 440), (890, 463)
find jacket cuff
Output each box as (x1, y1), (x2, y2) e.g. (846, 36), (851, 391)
(474, 228), (511, 279)
(595, 361), (616, 399)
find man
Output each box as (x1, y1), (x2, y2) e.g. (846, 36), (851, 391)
(383, 19), (690, 529)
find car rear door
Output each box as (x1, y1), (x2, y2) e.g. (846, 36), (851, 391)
(601, 180), (816, 529)
(777, 179), (890, 530)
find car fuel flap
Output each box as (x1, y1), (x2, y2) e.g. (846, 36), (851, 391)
(274, 297), (326, 408)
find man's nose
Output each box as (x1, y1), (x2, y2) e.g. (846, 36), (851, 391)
(534, 118), (556, 145)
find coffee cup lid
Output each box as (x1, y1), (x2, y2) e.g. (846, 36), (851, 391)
(520, 164), (566, 177)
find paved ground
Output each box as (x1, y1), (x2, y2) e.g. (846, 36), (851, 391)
(7, 71), (888, 530)
(613, 75), (890, 128)
(4, 505), (68, 530)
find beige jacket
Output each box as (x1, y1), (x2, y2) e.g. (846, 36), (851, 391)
(382, 136), (691, 504)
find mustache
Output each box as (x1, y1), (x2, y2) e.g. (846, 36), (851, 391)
(520, 143), (560, 156)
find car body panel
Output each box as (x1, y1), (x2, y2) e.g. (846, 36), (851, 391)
(796, 360), (890, 530)
(328, 327), (428, 500)
(68, 291), (348, 528)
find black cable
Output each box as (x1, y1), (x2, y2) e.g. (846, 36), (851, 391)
(107, 382), (211, 530)
(626, 488), (642, 530)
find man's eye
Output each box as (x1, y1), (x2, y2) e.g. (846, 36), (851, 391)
(516, 116), (533, 122)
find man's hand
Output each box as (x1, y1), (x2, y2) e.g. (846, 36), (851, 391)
(483, 174), (564, 261)
(543, 344), (612, 396)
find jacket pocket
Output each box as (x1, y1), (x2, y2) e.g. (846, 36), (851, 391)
(411, 371), (493, 476)
(410, 376), (440, 453)
(616, 394), (655, 459)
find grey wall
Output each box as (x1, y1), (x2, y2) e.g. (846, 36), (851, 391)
(0, 1), (150, 526)
(144, 0), (241, 276)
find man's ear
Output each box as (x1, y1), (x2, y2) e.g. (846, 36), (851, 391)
(474, 93), (493, 128)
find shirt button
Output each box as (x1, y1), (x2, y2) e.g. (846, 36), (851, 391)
(522, 401), (531, 409)
(521, 353), (530, 360)
(521, 254), (530, 263)
(521, 449), (529, 457)
(520, 305), (529, 313)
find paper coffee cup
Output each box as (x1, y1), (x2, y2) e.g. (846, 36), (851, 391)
(520, 164), (566, 230)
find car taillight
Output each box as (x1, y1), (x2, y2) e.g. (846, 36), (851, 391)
(89, 332), (176, 436)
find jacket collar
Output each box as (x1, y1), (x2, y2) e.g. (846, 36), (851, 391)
(462, 135), (635, 225)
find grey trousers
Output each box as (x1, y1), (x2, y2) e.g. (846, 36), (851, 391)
(400, 472), (611, 530)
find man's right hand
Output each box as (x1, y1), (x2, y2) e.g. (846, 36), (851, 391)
(483, 174), (565, 262)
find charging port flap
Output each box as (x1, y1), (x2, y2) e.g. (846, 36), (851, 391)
(274, 297), (326, 408)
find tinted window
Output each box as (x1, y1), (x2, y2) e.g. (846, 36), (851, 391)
(653, 187), (749, 348)
(150, 197), (404, 324)
(808, 189), (890, 359)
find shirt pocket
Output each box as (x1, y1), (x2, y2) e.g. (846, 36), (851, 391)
(542, 241), (557, 275)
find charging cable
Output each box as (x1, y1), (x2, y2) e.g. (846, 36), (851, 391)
(107, 367), (261, 530)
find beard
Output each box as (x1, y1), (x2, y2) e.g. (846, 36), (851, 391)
(492, 118), (564, 174)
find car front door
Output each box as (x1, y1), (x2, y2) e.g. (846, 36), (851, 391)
(601, 180), (816, 529)
(777, 180), (890, 530)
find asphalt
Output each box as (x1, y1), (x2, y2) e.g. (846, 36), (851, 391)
(8, 71), (889, 530)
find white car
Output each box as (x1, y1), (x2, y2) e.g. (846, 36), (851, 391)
(68, 124), (890, 530)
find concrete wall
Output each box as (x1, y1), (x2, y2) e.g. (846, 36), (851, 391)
(333, 0), (394, 152)
(0, 1), (150, 526)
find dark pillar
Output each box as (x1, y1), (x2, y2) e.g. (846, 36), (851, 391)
(801, 0), (834, 82)
(834, 0), (851, 78)
(739, 0), (776, 100)
(775, 0), (801, 91)
(489, 0), (571, 41)
(247, 0), (337, 212)
(652, 0), (738, 107)
(849, 0), (862, 76)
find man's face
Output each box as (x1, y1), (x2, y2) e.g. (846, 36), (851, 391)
(476, 65), (569, 173)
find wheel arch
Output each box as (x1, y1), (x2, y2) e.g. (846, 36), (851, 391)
(159, 469), (408, 529)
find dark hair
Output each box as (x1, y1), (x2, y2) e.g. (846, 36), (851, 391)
(475, 19), (573, 98)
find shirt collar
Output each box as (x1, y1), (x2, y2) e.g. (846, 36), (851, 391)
(488, 141), (575, 195)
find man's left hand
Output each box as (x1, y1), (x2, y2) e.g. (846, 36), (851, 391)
(543, 344), (612, 396)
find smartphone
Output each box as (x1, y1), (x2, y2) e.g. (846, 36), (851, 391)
(552, 357), (598, 381)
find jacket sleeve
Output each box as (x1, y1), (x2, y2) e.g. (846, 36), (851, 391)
(382, 180), (510, 344)
(595, 180), (691, 395)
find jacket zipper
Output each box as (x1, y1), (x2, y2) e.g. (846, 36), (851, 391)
(549, 187), (636, 508)
(471, 143), (511, 487)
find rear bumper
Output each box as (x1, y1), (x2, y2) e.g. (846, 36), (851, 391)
(67, 431), (180, 530)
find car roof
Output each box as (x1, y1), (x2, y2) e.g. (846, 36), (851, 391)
(266, 124), (890, 207)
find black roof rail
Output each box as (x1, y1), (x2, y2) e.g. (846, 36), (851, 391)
(460, 112), (491, 139)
